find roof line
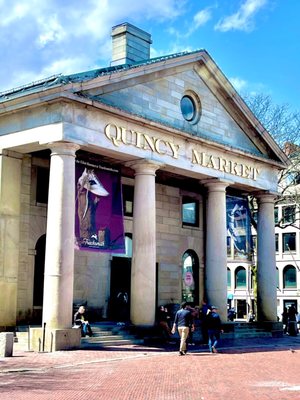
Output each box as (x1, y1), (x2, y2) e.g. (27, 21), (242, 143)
(0, 49), (205, 100)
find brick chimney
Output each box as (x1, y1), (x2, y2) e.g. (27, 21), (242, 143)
(111, 22), (152, 66)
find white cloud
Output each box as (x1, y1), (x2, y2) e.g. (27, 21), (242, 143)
(194, 9), (212, 29)
(36, 14), (66, 48)
(0, 0), (188, 92)
(166, 7), (212, 41)
(229, 77), (248, 92)
(215, 0), (268, 32)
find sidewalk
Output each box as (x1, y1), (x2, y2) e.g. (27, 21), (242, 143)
(1, 334), (300, 399)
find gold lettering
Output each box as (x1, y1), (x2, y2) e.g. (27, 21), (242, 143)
(143, 134), (156, 152)
(154, 138), (167, 155)
(253, 168), (259, 181)
(104, 123), (260, 181)
(120, 126), (128, 145)
(241, 164), (250, 178)
(206, 155), (216, 169)
(191, 149), (201, 164)
(134, 130), (143, 148)
(168, 142), (180, 159)
(230, 161), (239, 176)
(104, 123), (122, 147)
(219, 157), (230, 173)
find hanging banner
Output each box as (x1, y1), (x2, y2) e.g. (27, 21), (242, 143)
(75, 159), (125, 253)
(226, 195), (253, 259)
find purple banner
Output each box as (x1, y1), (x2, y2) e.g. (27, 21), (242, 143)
(75, 159), (125, 253)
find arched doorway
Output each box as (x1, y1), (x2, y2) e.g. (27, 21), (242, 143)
(33, 234), (46, 323)
(181, 250), (199, 305)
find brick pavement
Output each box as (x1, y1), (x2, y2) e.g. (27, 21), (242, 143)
(1, 335), (300, 399)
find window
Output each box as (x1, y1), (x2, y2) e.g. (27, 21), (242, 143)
(283, 265), (297, 288)
(122, 185), (134, 217)
(180, 91), (201, 124)
(182, 197), (199, 227)
(227, 268), (231, 288)
(274, 207), (279, 224)
(283, 232), (296, 252)
(275, 233), (279, 252)
(235, 266), (246, 289)
(282, 206), (296, 225)
(182, 250), (199, 304)
(36, 167), (49, 204)
(180, 96), (196, 121)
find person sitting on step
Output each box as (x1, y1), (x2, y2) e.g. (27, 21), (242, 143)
(74, 305), (93, 337)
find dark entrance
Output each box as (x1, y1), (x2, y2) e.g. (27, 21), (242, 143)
(110, 257), (131, 321)
(237, 299), (247, 319)
(33, 234), (46, 323)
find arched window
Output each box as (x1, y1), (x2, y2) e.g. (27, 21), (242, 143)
(227, 268), (231, 288)
(283, 265), (297, 288)
(182, 250), (199, 305)
(235, 266), (246, 289)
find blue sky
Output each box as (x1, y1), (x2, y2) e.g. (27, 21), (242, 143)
(1, 0), (299, 111)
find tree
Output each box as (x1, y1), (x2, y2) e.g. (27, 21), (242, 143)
(243, 92), (300, 229)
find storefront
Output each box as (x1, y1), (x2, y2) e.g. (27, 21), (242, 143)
(0, 23), (288, 350)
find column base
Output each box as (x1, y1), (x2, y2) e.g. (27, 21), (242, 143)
(256, 321), (283, 337)
(30, 327), (81, 352)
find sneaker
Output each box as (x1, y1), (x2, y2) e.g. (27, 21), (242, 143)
(179, 351), (185, 356)
(212, 346), (218, 353)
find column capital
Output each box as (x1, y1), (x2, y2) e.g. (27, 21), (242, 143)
(255, 191), (278, 204)
(126, 159), (162, 176)
(201, 178), (231, 192)
(48, 142), (80, 157)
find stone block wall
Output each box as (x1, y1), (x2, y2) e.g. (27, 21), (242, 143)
(156, 183), (204, 306)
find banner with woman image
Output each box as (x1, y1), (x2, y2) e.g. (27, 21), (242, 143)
(75, 158), (125, 253)
(226, 195), (253, 259)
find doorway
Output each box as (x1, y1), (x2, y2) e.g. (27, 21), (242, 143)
(110, 257), (131, 321)
(33, 234), (46, 323)
(236, 299), (247, 319)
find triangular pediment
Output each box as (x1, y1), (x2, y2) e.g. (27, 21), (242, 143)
(71, 51), (288, 166)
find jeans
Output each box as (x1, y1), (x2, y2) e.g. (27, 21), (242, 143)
(208, 329), (220, 352)
(82, 322), (92, 337)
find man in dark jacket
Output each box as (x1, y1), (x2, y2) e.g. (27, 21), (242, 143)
(171, 302), (194, 355)
(206, 305), (223, 353)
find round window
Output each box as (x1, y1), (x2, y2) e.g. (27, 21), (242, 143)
(180, 96), (196, 121)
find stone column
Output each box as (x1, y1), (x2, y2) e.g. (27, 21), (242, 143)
(204, 180), (229, 322)
(0, 150), (22, 327)
(256, 193), (277, 321)
(31, 142), (81, 351)
(129, 160), (161, 326)
(42, 142), (80, 328)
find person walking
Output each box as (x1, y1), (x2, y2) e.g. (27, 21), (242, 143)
(281, 307), (288, 334)
(206, 305), (223, 353)
(171, 302), (194, 355)
(157, 305), (174, 343)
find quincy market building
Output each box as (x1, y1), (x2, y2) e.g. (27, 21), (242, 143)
(0, 23), (289, 350)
